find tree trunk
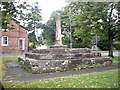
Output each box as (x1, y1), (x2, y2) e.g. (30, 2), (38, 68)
(108, 30), (114, 57)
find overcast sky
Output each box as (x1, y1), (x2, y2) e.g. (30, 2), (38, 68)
(16, 0), (67, 35)
(21, 0), (67, 23)
(39, 0), (66, 23)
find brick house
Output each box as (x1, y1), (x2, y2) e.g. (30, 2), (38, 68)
(0, 21), (28, 53)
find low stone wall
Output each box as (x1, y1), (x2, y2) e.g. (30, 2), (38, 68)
(19, 48), (112, 73)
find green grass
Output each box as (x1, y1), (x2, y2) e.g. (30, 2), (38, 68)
(0, 57), (2, 82)
(101, 56), (119, 63)
(0, 57), (18, 62)
(113, 56), (119, 63)
(3, 69), (119, 88)
(0, 56), (119, 88)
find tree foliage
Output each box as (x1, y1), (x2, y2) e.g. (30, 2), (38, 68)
(62, 2), (120, 57)
(0, 2), (17, 31)
(42, 11), (61, 46)
(42, 2), (120, 57)
(25, 2), (42, 49)
(0, 1), (32, 30)
(1, 1), (42, 49)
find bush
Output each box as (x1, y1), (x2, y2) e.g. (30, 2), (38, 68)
(72, 38), (92, 48)
(97, 40), (109, 50)
(113, 42), (120, 50)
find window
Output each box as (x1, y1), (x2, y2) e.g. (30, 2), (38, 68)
(2, 36), (8, 46)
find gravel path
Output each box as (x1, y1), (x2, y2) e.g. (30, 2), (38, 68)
(3, 62), (120, 82)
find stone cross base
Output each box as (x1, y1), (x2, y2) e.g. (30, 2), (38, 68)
(19, 48), (112, 74)
(50, 44), (68, 48)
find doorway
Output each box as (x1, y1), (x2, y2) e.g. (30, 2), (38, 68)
(19, 38), (25, 51)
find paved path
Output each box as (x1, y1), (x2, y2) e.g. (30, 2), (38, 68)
(3, 62), (120, 82)
(4, 62), (20, 67)
(0, 53), (25, 57)
(4, 62), (28, 77)
(100, 51), (120, 56)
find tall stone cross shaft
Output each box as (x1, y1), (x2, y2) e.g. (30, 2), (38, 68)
(55, 14), (63, 46)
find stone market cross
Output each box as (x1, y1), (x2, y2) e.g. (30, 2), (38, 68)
(55, 13), (62, 46)
(19, 13), (112, 74)
(52, 13), (67, 48)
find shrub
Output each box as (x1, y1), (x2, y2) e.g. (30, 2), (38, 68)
(113, 42), (120, 50)
(97, 40), (109, 50)
(73, 38), (92, 48)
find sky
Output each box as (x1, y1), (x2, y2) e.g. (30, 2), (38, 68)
(38, 0), (67, 23)
(17, 0), (67, 35)
(15, 0), (119, 24)
(26, 0), (67, 23)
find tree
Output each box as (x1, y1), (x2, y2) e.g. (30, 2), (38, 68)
(62, 2), (94, 48)
(25, 2), (42, 49)
(1, 1), (42, 49)
(0, 2), (17, 31)
(106, 2), (120, 57)
(63, 2), (120, 57)
(42, 10), (73, 47)
(0, 1), (31, 31)
(42, 11), (61, 47)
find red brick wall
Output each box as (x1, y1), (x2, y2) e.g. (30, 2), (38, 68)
(19, 25), (28, 52)
(0, 21), (28, 53)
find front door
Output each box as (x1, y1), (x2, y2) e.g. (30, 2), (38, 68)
(19, 38), (25, 51)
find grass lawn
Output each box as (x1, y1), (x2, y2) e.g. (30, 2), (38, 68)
(113, 56), (119, 63)
(0, 57), (18, 62)
(0, 56), (119, 88)
(3, 69), (119, 88)
(0, 57), (2, 82)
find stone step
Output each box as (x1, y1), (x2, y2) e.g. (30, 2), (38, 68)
(20, 48), (111, 74)
(21, 57), (112, 73)
(25, 52), (101, 60)
(32, 48), (91, 54)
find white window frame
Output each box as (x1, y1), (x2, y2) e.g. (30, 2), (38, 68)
(2, 36), (8, 46)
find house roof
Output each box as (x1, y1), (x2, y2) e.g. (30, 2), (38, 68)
(20, 24), (28, 31)
(11, 19), (28, 31)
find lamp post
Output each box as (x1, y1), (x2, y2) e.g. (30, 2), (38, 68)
(69, 5), (72, 48)
(95, 34), (98, 53)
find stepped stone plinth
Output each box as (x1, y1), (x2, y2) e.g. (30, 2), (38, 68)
(18, 13), (112, 73)
(19, 48), (112, 73)
(50, 44), (68, 48)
